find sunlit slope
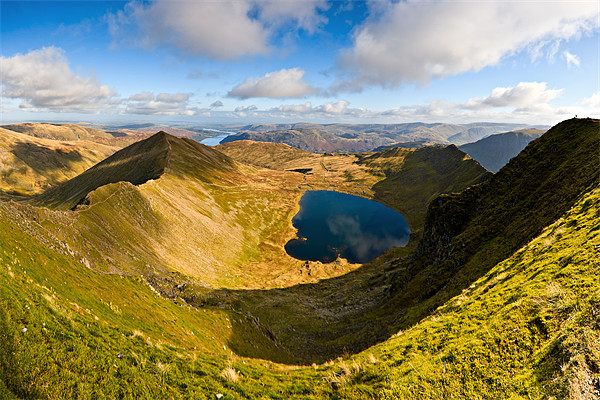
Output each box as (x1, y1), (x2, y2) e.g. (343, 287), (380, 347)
(1, 122), (113, 141)
(0, 199), (305, 400)
(0, 127), (117, 196)
(1, 158), (598, 399)
(28, 132), (313, 288)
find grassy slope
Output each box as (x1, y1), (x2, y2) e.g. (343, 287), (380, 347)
(217, 140), (491, 237)
(0, 128), (117, 196)
(359, 144), (492, 237)
(1, 175), (598, 399)
(373, 118), (599, 336)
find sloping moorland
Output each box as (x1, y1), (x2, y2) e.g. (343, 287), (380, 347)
(0, 118), (598, 399)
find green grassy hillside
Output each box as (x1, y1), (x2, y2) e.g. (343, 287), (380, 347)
(1, 165), (597, 399)
(0, 118), (597, 399)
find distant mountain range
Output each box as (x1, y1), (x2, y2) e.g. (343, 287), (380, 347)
(221, 122), (547, 153)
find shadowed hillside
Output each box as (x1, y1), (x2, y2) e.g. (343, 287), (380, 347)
(386, 118), (599, 326)
(0, 127), (117, 197)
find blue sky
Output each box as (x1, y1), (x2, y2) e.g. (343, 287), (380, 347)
(1, 0), (598, 126)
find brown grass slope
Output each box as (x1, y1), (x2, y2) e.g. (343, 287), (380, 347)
(0, 127), (117, 197)
(2, 122), (113, 141)
(32, 132), (173, 210)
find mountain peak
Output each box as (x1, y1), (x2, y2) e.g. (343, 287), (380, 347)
(33, 131), (238, 210)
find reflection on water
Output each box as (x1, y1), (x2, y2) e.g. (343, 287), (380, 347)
(285, 190), (410, 264)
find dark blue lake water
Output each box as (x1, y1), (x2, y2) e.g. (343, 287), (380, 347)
(285, 190), (411, 264)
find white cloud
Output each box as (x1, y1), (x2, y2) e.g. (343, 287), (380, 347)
(582, 93), (600, 109)
(0, 47), (115, 112)
(256, 0), (328, 33)
(337, 1), (599, 89)
(234, 105), (258, 113)
(262, 83), (580, 124)
(210, 100), (224, 108)
(124, 91), (196, 115)
(108, 0), (327, 60)
(270, 100), (367, 116)
(462, 82), (562, 110)
(563, 51), (581, 68)
(228, 68), (319, 99)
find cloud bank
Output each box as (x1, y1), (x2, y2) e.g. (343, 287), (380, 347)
(462, 82), (562, 110)
(228, 68), (319, 99)
(0, 47), (114, 112)
(337, 1), (598, 90)
(108, 0), (328, 60)
(124, 91), (197, 115)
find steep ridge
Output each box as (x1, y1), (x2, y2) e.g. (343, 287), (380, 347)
(32, 132), (172, 210)
(459, 128), (546, 172)
(389, 118), (599, 323)
(33, 131), (238, 210)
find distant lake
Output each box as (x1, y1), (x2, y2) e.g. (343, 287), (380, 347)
(285, 190), (410, 264)
(200, 129), (237, 146)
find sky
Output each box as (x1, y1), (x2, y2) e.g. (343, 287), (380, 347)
(1, 0), (599, 126)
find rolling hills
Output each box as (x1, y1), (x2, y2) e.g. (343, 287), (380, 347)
(0, 127), (117, 197)
(220, 122), (544, 153)
(0, 118), (598, 399)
